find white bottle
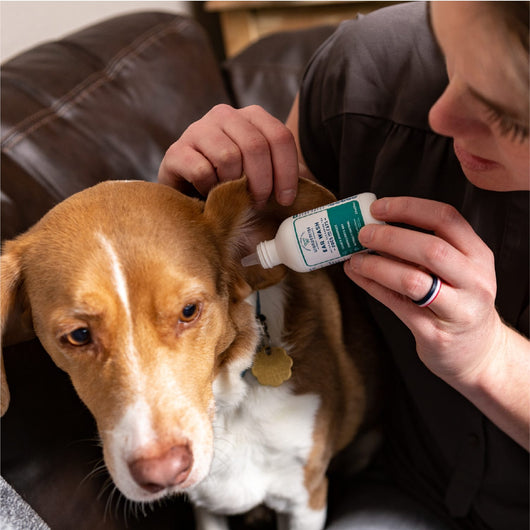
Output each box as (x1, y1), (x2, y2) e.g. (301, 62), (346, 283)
(242, 192), (384, 272)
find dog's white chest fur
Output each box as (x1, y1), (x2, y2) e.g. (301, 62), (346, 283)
(188, 285), (321, 517)
(189, 379), (320, 515)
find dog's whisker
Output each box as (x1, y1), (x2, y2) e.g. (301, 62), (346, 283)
(82, 460), (108, 486)
(66, 435), (101, 448)
(123, 498), (132, 524)
(101, 481), (122, 522)
(115, 490), (126, 522)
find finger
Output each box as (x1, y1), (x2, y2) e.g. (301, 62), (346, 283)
(220, 119), (274, 206)
(343, 259), (431, 320)
(347, 251), (452, 310)
(186, 121), (244, 184)
(271, 133), (299, 206)
(158, 143), (218, 196)
(343, 257), (449, 325)
(241, 106), (299, 206)
(370, 197), (491, 260)
(163, 105), (254, 190)
(200, 104), (276, 201)
(358, 224), (473, 289)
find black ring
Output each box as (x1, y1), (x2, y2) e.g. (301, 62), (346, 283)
(413, 274), (442, 307)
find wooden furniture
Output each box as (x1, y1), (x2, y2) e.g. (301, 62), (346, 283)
(205, 1), (399, 57)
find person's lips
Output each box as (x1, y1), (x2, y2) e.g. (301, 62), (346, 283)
(453, 142), (501, 171)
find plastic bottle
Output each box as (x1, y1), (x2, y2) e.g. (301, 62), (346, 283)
(241, 192), (384, 272)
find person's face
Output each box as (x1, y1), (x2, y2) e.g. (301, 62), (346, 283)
(428, 2), (529, 191)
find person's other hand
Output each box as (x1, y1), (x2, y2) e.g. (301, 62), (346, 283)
(345, 196), (502, 385)
(158, 104), (300, 207)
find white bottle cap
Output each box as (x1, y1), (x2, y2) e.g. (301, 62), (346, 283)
(256, 239), (280, 269)
(241, 240), (280, 269)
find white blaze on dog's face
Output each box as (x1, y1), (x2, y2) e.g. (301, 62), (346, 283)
(2, 181), (259, 501)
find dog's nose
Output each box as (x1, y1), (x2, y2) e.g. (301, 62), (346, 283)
(128, 445), (193, 493)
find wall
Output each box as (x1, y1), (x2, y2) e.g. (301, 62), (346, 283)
(0, 1), (192, 62)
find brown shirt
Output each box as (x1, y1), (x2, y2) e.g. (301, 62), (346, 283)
(299, 2), (529, 528)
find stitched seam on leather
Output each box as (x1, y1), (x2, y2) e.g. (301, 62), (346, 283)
(2, 17), (194, 151)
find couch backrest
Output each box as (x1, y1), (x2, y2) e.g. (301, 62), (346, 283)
(222, 24), (335, 123)
(1, 11), (334, 241)
(1, 12), (230, 240)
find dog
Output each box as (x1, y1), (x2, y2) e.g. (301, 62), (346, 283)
(1, 177), (378, 530)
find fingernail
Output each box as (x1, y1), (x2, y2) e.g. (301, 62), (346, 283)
(358, 225), (374, 244)
(347, 253), (364, 272)
(370, 198), (388, 216)
(278, 189), (296, 206)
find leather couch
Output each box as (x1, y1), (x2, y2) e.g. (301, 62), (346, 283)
(0, 11), (335, 530)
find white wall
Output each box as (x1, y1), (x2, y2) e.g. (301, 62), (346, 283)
(0, 1), (192, 62)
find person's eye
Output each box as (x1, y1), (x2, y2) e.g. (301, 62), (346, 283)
(485, 106), (529, 143)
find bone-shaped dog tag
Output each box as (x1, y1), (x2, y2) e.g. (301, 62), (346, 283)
(252, 347), (293, 387)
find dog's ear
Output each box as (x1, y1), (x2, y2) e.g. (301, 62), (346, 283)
(203, 177), (336, 291)
(1, 237), (35, 416)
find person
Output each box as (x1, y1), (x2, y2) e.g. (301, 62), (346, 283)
(158, 2), (529, 529)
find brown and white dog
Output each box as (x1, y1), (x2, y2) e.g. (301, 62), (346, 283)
(1, 178), (374, 530)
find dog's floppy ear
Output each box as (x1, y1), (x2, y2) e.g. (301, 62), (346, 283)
(203, 176), (336, 291)
(1, 237), (35, 416)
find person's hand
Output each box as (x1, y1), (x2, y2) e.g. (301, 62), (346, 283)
(347, 196), (530, 449)
(158, 104), (300, 207)
(344, 196), (504, 385)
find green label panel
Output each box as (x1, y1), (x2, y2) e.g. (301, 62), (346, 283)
(327, 200), (365, 256)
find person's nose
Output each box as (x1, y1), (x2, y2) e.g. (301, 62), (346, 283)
(428, 78), (486, 140)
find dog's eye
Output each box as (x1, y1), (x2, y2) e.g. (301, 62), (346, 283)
(64, 328), (92, 347)
(179, 303), (199, 323)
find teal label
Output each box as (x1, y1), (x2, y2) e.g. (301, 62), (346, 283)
(328, 201), (365, 256)
(293, 198), (367, 268)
